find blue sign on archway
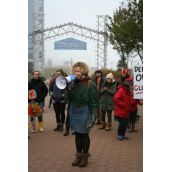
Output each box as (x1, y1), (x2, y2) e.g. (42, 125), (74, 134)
(54, 37), (87, 50)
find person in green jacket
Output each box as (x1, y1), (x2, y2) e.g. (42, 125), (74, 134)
(92, 70), (105, 125)
(69, 62), (98, 168)
(99, 73), (116, 131)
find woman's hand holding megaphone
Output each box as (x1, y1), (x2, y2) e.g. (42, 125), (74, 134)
(55, 75), (76, 89)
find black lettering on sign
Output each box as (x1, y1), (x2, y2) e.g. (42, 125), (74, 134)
(134, 66), (143, 73)
(136, 74), (143, 81)
(134, 85), (143, 91)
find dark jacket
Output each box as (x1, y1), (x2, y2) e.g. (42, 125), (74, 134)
(70, 79), (99, 114)
(92, 76), (105, 97)
(100, 81), (116, 111)
(49, 80), (66, 103)
(28, 78), (48, 103)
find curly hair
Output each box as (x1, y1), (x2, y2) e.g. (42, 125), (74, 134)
(72, 62), (89, 74)
(56, 68), (66, 76)
(32, 70), (40, 75)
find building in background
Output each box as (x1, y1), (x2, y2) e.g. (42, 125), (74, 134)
(28, 0), (34, 73)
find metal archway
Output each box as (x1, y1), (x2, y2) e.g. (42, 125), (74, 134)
(29, 16), (108, 71)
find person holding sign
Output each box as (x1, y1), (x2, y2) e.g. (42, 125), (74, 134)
(128, 79), (143, 132)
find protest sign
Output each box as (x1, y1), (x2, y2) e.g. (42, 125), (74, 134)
(133, 66), (143, 99)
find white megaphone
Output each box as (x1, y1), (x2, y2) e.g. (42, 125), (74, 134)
(55, 75), (77, 89)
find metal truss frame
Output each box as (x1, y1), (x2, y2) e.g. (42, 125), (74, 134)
(96, 15), (108, 69)
(29, 15), (108, 70)
(31, 0), (44, 71)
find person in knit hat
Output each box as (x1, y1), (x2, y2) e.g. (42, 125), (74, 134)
(99, 73), (116, 131)
(116, 68), (130, 89)
(113, 77), (131, 140)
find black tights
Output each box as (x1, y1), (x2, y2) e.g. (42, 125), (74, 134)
(75, 132), (90, 153)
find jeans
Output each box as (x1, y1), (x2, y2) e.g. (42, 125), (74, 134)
(116, 116), (128, 137)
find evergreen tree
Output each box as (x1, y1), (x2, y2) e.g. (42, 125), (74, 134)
(107, 0), (143, 64)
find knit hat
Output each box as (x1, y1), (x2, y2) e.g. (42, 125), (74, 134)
(121, 68), (128, 75)
(106, 73), (114, 80)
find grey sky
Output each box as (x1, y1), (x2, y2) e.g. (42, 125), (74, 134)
(43, 0), (124, 69)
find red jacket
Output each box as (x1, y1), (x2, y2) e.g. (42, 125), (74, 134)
(113, 85), (131, 118)
(129, 93), (143, 112)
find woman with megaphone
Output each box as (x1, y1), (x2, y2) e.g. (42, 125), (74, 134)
(67, 62), (99, 168)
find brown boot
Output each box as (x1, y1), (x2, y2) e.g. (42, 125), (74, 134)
(78, 153), (89, 167)
(72, 153), (82, 166)
(95, 120), (101, 125)
(105, 122), (112, 131)
(98, 122), (106, 129)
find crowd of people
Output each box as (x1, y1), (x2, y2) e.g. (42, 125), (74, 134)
(28, 61), (143, 167)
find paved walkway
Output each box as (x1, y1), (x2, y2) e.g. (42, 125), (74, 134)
(29, 97), (143, 172)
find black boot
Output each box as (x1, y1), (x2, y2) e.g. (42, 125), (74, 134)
(59, 125), (63, 131)
(63, 130), (69, 136)
(54, 125), (60, 131)
(78, 153), (89, 167)
(72, 153), (82, 166)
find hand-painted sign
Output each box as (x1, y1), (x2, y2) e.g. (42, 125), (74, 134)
(133, 66), (143, 99)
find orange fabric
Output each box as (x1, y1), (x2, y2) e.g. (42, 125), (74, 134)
(28, 103), (41, 117)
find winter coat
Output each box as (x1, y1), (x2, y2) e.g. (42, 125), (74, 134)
(92, 76), (105, 98)
(28, 78), (48, 103)
(70, 79), (99, 114)
(100, 81), (116, 111)
(113, 85), (131, 118)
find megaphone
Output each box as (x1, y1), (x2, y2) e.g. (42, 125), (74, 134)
(55, 75), (77, 89)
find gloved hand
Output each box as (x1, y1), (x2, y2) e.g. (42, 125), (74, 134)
(87, 114), (96, 128)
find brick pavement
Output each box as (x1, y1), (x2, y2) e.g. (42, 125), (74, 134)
(29, 97), (143, 172)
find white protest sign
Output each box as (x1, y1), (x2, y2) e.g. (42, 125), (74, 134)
(133, 65), (143, 99)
